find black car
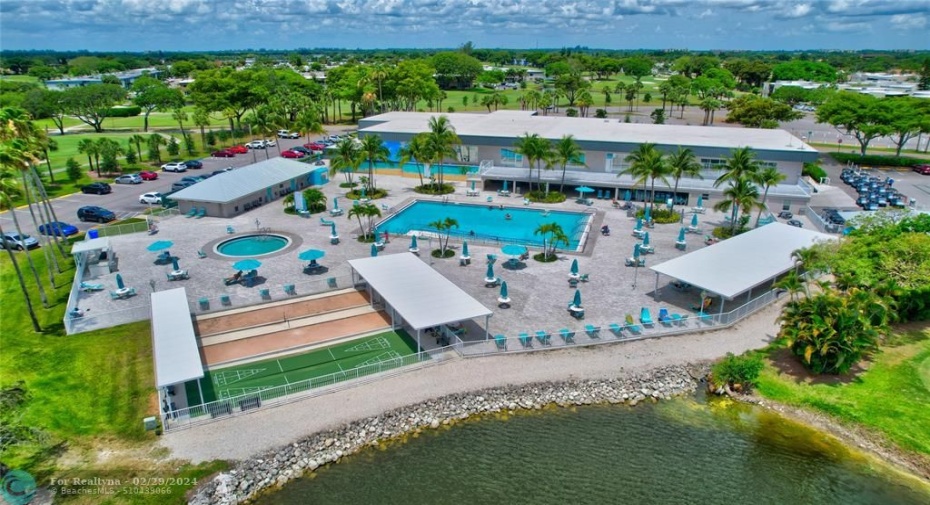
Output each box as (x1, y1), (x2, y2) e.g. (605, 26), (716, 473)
(81, 182), (112, 195)
(171, 180), (197, 192)
(183, 159), (203, 170)
(289, 146), (314, 156)
(77, 206), (116, 223)
(777, 211), (793, 219)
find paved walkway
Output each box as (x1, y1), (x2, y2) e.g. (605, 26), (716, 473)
(160, 301), (783, 463)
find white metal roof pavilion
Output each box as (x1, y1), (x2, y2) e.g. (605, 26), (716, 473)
(348, 253), (493, 347)
(151, 287), (203, 389)
(650, 223), (834, 300)
(170, 158), (317, 203)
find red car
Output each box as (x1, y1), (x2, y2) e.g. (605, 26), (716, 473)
(913, 164), (930, 175)
(304, 142), (325, 151)
(281, 150), (306, 159)
(228, 145), (249, 154)
(212, 149), (235, 158)
(139, 170), (158, 181)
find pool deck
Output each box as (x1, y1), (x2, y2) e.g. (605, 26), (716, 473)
(67, 174), (792, 339)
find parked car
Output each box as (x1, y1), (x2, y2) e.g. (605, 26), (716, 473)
(263, 139), (276, 147)
(277, 129), (300, 139)
(161, 161), (188, 172)
(38, 221), (79, 237)
(77, 206), (116, 223)
(139, 192), (163, 204)
(289, 146), (314, 156)
(80, 182), (111, 195)
(228, 145), (249, 154)
(304, 142), (325, 151)
(280, 149), (306, 159)
(914, 164), (930, 175)
(183, 159), (204, 170)
(139, 170), (159, 181)
(1, 231), (40, 250)
(246, 140), (268, 149)
(777, 211), (793, 219)
(786, 219), (804, 228)
(210, 168), (233, 176)
(211, 149), (235, 158)
(171, 180), (197, 192)
(180, 176), (206, 184)
(114, 174), (142, 185)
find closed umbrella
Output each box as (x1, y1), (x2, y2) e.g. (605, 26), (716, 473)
(633, 243), (642, 260)
(370, 243), (378, 257)
(498, 281), (510, 304)
(691, 213), (699, 227)
(634, 217), (643, 231)
(471, 180), (476, 190)
(570, 258), (579, 276)
(171, 257), (180, 271)
(485, 263), (495, 282)
(147, 240), (173, 252)
(644, 206), (651, 223)
(410, 235), (418, 250)
(360, 186), (367, 199)
(643, 232), (650, 247)
(572, 289), (582, 308)
(502, 180), (509, 192)
(333, 197), (340, 211)
(330, 222), (338, 237)
(696, 195), (703, 208)
(233, 259), (262, 271)
(116, 273), (125, 290)
(462, 240), (470, 258)
(678, 227), (687, 242)
(623, 189), (632, 201)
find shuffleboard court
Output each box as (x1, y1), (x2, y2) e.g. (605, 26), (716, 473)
(185, 330), (418, 404)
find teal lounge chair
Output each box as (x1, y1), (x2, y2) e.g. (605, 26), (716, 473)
(518, 332), (531, 347)
(198, 297), (210, 310)
(197, 250), (207, 259)
(625, 314), (642, 334)
(658, 308), (673, 326)
(283, 284), (296, 296)
(195, 207), (206, 218)
(639, 307), (655, 327)
(609, 323), (623, 336)
(220, 294), (231, 306)
(320, 217), (335, 226)
(585, 324), (599, 338)
(327, 277), (338, 289)
(185, 207), (197, 218)
(671, 313), (683, 326)
(494, 334), (507, 350)
(80, 281), (104, 292)
(226, 225), (235, 234)
(259, 288), (271, 300)
(535, 330), (550, 346)
(559, 328), (575, 343)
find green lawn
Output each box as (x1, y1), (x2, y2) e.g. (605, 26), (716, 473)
(186, 330), (418, 404)
(755, 326), (930, 456)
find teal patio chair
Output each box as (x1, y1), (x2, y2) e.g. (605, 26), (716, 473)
(283, 284), (296, 296)
(518, 332), (531, 347)
(585, 324), (600, 338)
(535, 330), (550, 346)
(639, 307), (655, 327)
(220, 294), (231, 306)
(609, 323), (623, 336)
(625, 314), (642, 334)
(259, 288), (271, 300)
(559, 328), (575, 344)
(494, 334), (507, 350)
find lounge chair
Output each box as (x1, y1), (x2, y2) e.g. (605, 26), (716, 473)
(196, 207), (206, 218)
(198, 297), (210, 310)
(518, 332), (531, 347)
(625, 257), (646, 267)
(79, 281), (104, 292)
(559, 328), (575, 343)
(224, 271), (243, 286)
(691, 298), (713, 311)
(639, 307), (655, 327)
(494, 334), (507, 350)
(197, 250), (208, 259)
(585, 324), (599, 338)
(658, 308), (673, 326)
(486, 196), (493, 203)
(259, 288), (271, 300)
(320, 217), (335, 226)
(220, 294), (231, 306)
(624, 314), (642, 334)
(671, 313), (684, 326)
(327, 277), (338, 289)
(578, 273), (589, 282)
(242, 270), (258, 287)
(609, 323), (623, 336)
(535, 330), (550, 346)
(695, 311), (712, 324)
(283, 284), (296, 296)
(185, 208), (197, 218)
(330, 208), (344, 217)
(226, 225), (235, 234)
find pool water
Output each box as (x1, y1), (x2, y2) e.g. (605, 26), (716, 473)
(215, 234), (290, 257)
(377, 201), (591, 249)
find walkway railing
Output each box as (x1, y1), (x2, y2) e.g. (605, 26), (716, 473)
(163, 345), (455, 431)
(190, 273), (355, 314)
(456, 289), (782, 357)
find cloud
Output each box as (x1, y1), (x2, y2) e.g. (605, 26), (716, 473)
(890, 13), (927, 29)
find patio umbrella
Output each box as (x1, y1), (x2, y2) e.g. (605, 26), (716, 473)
(634, 217), (643, 231)
(499, 281), (510, 303)
(572, 289), (582, 308)
(570, 258), (579, 276)
(576, 186), (594, 199)
(360, 186), (367, 199)
(470, 180), (476, 190)
(501, 244), (527, 258)
(147, 240), (173, 252)
(116, 273), (125, 290)
(644, 206), (651, 223)
(370, 243), (378, 257)
(410, 235), (418, 250)
(333, 197), (340, 211)
(485, 263), (495, 282)
(623, 189), (632, 201)
(643, 232), (651, 247)
(502, 180), (509, 192)
(691, 213), (699, 227)
(171, 257), (180, 271)
(633, 243), (642, 260)
(330, 222), (338, 237)
(696, 195), (703, 208)
(298, 249), (325, 261)
(233, 259), (261, 271)
(678, 227), (687, 242)
(462, 241), (470, 258)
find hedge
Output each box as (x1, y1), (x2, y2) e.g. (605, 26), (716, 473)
(802, 162), (827, 181)
(829, 153), (923, 168)
(106, 105), (142, 117)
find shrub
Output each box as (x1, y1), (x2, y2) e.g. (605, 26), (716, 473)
(347, 188), (388, 200)
(802, 161), (827, 181)
(532, 252), (558, 263)
(830, 153), (923, 168)
(339, 182), (358, 189)
(526, 190), (566, 204)
(594, 109), (607, 118)
(414, 183), (455, 195)
(711, 353), (764, 393)
(124, 148), (136, 165)
(431, 249), (456, 258)
(636, 207), (680, 224)
(106, 105), (142, 117)
(65, 157), (82, 181)
(565, 108), (578, 117)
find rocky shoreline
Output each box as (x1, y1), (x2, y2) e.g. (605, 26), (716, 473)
(188, 364), (703, 505)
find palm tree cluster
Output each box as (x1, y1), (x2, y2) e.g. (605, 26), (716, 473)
(513, 133), (585, 200)
(619, 143), (702, 215)
(428, 217), (459, 257)
(533, 222), (569, 260)
(347, 202), (382, 241)
(712, 147), (785, 235)
(1, 107), (70, 332)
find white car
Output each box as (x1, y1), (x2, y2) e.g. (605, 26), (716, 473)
(246, 140), (267, 149)
(161, 162), (188, 172)
(263, 139), (276, 147)
(277, 130), (300, 139)
(139, 192), (163, 204)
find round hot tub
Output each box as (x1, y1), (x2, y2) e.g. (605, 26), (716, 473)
(215, 234), (291, 257)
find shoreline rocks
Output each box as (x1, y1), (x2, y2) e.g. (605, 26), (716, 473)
(188, 364), (701, 505)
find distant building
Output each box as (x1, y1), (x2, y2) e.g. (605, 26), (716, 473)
(45, 67), (161, 90)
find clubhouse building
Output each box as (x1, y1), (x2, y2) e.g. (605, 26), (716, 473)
(358, 111), (820, 213)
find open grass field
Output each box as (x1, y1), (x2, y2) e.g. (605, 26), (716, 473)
(756, 325), (930, 456)
(186, 330), (418, 405)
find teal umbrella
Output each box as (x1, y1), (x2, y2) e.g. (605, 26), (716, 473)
(500, 281), (509, 299)
(634, 217), (643, 231)
(696, 195), (703, 208)
(678, 227), (687, 242)
(233, 259), (261, 271)
(147, 240), (173, 252)
(370, 243), (378, 257)
(116, 273), (125, 289)
(643, 232), (650, 247)
(501, 244), (527, 257)
(623, 189), (632, 201)
(572, 289), (582, 308)
(374, 230), (382, 243)
(633, 243), (641, 259)
(471, 180), (476, 190)
(462, 241), (470, 258)
(570, 258), (579, 276)
(330, 222), (338, 237)
(576, 186), (594, 199)
(644, 206), (651, 222)
(333, 197), (339, 211)
(410, 235), (418, 250)
(691, 213), (699, 227)
(298, 249), (325, 261)
(485, 263), (495, 281)
(171, 257), (180, 271)
(502, 180), (509, 192)
(360, 186), (367, 198)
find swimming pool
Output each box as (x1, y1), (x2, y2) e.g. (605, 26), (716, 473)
(215, 234), (291, 257)
(372, 161), (479, 176)
(376, 201), (592, 250)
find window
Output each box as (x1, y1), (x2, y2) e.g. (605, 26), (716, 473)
(500, 149), (523, 167)
(566, 153), (586, 169)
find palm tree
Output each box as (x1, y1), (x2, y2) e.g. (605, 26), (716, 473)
(330, 138), (361, 185)
(713, 177), (761, 234)
(359, 134), (389, 193)
(295, 107), (325, 144)
(428, 217), (459, 255)
(621, 143), (668, 213)
(775, 270), (806, 301)
(423, 115), (460, 190)
(369, 64), (388, 113)
(753, 167), (787, 227)
(172, 107), (188, 138)
(553, 135), (584, 193)
(714, 147), (762, 231)
(514, 132), (550, 194)
(192, 107), (212, 150)
(129, 134), (146, 161)
(303, 188), (327, 213)
(348, 202), (381, 240)
(398, 134), (429, 187)
(700, 97), (722, 126)
(666, 147), (702, 212)
(534, 222), (567, 259)
(77, 138), (99, 174)
(146, 134), (166, 164)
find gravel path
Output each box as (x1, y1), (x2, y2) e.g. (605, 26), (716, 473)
(161, 302), (782, 463)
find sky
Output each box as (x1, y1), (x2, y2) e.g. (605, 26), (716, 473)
(1, 0), (929, 52)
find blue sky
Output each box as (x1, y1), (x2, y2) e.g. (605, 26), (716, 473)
(1, 0), (928, 52)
